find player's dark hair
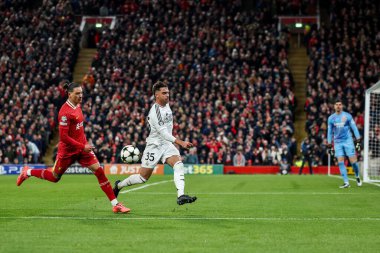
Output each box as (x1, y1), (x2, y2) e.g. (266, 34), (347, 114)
(334, 98), (343, 104)
(63, 82), (81, 93)
(152, 81), (168, 95)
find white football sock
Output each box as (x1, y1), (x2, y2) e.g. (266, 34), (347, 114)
(27, 169), (32, 176)
(111, 199), (118, 206)
(118, 174), (146, 189)
(173, 161), (185, 197)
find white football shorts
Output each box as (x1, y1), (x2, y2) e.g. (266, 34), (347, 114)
(141, 142), (180, 169)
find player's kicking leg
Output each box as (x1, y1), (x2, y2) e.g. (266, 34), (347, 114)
(113, 170), (150, 197)
(113, 145), (157, 197)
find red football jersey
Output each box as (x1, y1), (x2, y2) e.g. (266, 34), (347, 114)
(57, 100), (87, 158)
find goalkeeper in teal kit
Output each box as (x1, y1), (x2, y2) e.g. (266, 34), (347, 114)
(327, 99), (362, 188)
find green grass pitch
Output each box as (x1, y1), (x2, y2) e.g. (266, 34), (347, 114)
(1, 174), (380, 253)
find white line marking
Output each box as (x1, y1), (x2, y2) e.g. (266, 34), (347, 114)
(124, 192), (377, 195)
(328, 175), (380, 187)
(0, 216), (380, 221)
(120, 180), (173, 194)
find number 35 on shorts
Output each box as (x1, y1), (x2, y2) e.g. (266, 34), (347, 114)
(141, 151), (159, 168)
(145, 152), (155, 162)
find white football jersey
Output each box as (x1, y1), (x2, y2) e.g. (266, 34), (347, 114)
(146, 103), (176, 145)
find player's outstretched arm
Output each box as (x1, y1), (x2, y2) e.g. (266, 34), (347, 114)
(174, 139), (193, 149)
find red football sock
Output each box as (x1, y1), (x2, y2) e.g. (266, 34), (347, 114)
(94, 167), (116, 201)
(31, 169), (60, 182)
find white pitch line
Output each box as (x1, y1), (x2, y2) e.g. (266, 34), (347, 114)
(124, 192), (377, 195)
(1, 216), (380, 221)
(119, 180), (173, 194)
(328, 175), (380, 187)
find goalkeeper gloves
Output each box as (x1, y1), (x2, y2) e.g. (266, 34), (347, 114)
(326, 144), (334, 156)
(355, 138), (362, 152)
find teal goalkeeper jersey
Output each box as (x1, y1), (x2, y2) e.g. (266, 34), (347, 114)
(327, 111), (360, 144)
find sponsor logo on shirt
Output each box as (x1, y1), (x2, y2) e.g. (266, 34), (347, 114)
(60, 115), (68, 126)
(334, 122), (345, 128)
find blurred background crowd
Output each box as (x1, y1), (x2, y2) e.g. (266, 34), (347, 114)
(0, 0), (378, 167)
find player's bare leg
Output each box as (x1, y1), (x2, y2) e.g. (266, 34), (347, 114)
(88, 163), (130, 213)
(349, 155), (362, 186)
(113, 168), (152, 197)
(166, 155), (197, 205)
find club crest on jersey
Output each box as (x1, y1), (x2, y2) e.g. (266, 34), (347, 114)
(159, 120), (164, 126)
(76, 121), (83, 130)
(164, 112), (173, 123)
(341, 116), (347, 123)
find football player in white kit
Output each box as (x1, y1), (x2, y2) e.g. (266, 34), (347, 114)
(113, 81), (197, 205)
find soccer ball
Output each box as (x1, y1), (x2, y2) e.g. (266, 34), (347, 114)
(120, 145), (140, 163)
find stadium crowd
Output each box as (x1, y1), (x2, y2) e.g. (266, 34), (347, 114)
(74, 0), (319, 16)
(0, 0), (81, 164)
(79, 0), (297, 166)
(274, 0), (318, 15)
(304, 0), (379, 165)
(5, 0), (376, 167)
(71, 0), (138, 15)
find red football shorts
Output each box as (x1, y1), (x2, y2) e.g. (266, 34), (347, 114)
(52, 150), (99, 176)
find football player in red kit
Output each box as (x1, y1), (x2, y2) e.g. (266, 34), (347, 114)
(17, 82), (130, 213)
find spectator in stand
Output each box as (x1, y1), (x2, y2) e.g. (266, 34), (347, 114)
(184, 147), (199, 164)
(206, 151), (217, 165)
(280, 145), (293, 164)
(0, 150), (4, 164)
(206, 137), (223, 154)
(250, 147), (263, 165)
(233, 145), (246, 166)
(4, 146), (15, 164)
(25, 139), (40, 164)
(16, 142), (27, 164)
